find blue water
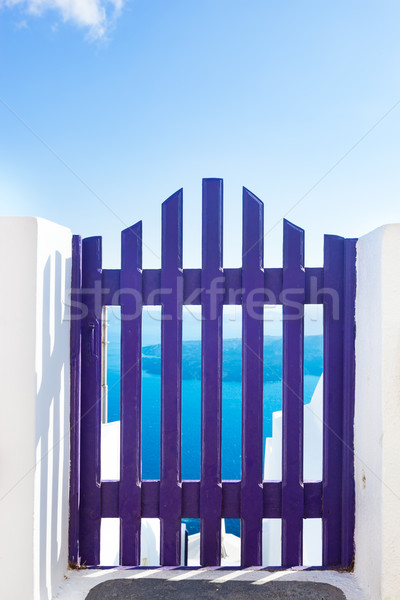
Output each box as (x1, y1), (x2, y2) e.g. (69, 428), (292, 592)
(107, 360), (320, 480)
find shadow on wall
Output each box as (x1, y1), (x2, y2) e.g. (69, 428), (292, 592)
(35, 251), (71, 599)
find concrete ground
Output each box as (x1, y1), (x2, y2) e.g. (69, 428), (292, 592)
(52, 568), (366, 600)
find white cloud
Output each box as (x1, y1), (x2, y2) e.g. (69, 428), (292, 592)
(2, 0), (125, 38)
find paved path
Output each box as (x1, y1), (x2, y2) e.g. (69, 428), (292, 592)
(85, 578), (347, 599)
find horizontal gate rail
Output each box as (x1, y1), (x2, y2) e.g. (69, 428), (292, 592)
(72, 178), (357, 570)
(100, 480), (323, 519)
(101, 267), (325, 306)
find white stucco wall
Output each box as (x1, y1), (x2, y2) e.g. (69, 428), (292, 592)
(355, 224), (400, 600)
(0, 217), (72, 600)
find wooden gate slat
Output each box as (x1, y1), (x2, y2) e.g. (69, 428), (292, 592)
(69, 234), (82, 564)
(323, 235), (345, 566)
(241, 188), (264, 567)
(281, 219), (305, 567)
(119, 222), (143, 566)
(200, 178), (224, 566)
(80, 236), (102, 565)
(341, 238), (357, 567)
(160, 190), (183, 566)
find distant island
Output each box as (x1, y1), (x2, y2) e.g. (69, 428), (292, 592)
(142, 335), (323, 382)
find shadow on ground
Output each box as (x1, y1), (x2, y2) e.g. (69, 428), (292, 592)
(85, 578), (346, 599)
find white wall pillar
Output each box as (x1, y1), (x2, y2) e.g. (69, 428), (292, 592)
(0, 218), (72, 600)
(355, 224), (400, 600)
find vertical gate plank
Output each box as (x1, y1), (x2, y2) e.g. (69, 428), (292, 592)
(341, 238), (357, 567)
(69, 235), (82, 564)
(120, 222), (143, 566)
(241, 188), (264, 567)
(160, 190), (183, 566)
(281, 219), (305, 567)
(323, 235), (344, 566)
(80, 236), (102, 566)
(200, 178), (224, 566)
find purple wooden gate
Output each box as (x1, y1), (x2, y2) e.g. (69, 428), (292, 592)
(69, 179), (356, 569)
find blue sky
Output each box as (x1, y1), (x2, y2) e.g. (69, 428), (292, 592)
(1, 1), (400, 268)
